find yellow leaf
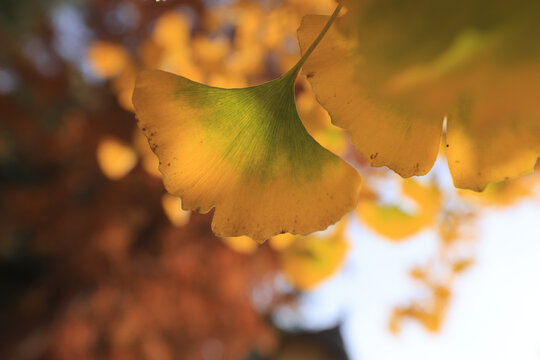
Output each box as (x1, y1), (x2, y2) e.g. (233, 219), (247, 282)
(221, 236), (259, 254)
(110, 66), (137, 112)
(279, 222), (349, 290)
(96, 137), (137, 180)
(161, 194), (191, 227)
(152, 11), (203, 82)
(357, 179), (441, 240)
(298, 2), (540, 190)
(297, 15), (442, 179)
(390, 285), (451, 333)
(132, 69), (361, 241)
(193, 35), (231, 67)
(87, 42), (130, 79)
(446, 66), (540, 190)
(452, 259), (474, 274)
(459, 177), (532, 206)
(152, 11), (191, 54)
(269, 233), (297, 251)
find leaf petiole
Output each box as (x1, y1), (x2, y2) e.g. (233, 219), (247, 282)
(289, 3), (343, 76)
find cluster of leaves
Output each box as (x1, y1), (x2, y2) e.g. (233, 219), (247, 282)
(93, 0), (540, 333)
(131, 0), (540, 242)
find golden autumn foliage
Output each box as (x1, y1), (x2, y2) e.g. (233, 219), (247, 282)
(96, 137), (138, 180)
(278, 220), (349, 290)
(89, 0), (540, 334)
(87, 42), (130, 79)
(299, 1), (540, 191)
(119, 0), (540, 245)
(357, 179), (441, 240)
(3, 1), (540, 359)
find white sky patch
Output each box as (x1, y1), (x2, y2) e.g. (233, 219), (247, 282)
(292, 200), (540, 360)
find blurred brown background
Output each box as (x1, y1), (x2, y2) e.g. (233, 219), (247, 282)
(0, 0), (351, 359)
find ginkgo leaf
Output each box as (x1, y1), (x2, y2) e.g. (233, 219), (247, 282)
(298, 2), (540, 191)
(132, 68), (361, 241)
(297, 15), (442, 179)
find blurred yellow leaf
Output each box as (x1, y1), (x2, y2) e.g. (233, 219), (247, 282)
(87, 42), (130, 79)
(152, 11), (191, 53)
(357, 179), (441, 240)
(390, 285), (451, 334)
(452, 259), (475, 274)
(152, 11), (203, 82)
(221, 236), (259, 254)
(269, 233), (297, 251)
(111, 66), (137, 112)
(86, 41), (137, 112)
(193, 35), (230, 67)
(409, 267), (427, 281)
(138, 39), (164, 70)
(298, 1), (540, 190)
(459, 178), (531, 207)
(161, 194), (191, 227)
(280, 222), (349, 290)
(439, 210), (476, 245)
(96, 137), (138, 180)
